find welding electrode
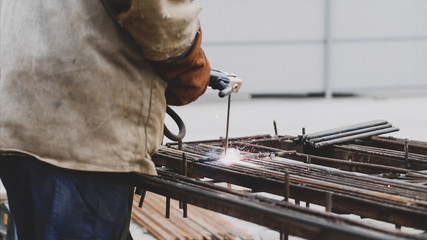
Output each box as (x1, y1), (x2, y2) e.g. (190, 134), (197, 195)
(225, 95), (231, 154)
(208, 70), (243, 155)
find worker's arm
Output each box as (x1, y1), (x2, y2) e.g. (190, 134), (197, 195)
(151, 30), (210, 106)
(115, 0), (201, 61)
(111, 0), (210, 105)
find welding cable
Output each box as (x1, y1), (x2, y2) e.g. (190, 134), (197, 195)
(164, 106), (186, 141)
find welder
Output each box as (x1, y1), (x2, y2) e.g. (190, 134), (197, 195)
(0, 1), (228, 239)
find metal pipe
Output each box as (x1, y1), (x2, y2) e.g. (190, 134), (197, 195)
(404, 139), (409, 162)
(274, 120), (278, 136)
(306, 120), (388, 139)
(306, 155), (312, 164)
(308, 123), (392, 144)
(138, 190), (146, 208)
(182, 153), (188, 217)
(314, 127), (400, 148)
(326, 192), (333, 212)
(135, 187), (143, 195)
(284, 171), (290, 202)
(166, 197), (170, 218)
(280, 232), (289, 240)
(183, 200), (187, 218)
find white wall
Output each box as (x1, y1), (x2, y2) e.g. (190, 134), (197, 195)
(197, 0), (427, 96)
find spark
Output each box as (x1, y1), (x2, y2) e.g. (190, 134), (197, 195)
(219, 148), (242, 165)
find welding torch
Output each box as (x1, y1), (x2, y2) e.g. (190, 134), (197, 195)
(208, 70), (243, 154)
(164, 70), (243, 150)
(209, 69), (242, 98)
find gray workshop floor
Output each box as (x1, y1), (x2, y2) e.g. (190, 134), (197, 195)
(165, 92), (427, 143)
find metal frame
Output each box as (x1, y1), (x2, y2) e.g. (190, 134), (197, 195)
(132, 171), (423, 240)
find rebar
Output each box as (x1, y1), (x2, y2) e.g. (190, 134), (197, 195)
(308, 123), (392, 144)
(166, 197), (170, 219)
(274, 120), (278, 136)
(284, 170), (290, 202)
(313, 127), (399, 148)
(139, 190), (146, 208)
(156, 134), (427, 231)
(182, 153), (188, 218)
(306, 120), (388, 139)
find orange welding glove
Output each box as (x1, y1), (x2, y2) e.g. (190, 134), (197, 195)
(151, 29), (211, 106)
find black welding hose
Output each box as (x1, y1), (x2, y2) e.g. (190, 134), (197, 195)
(163, 69), (231, 142)
(164, 106), (186, 142)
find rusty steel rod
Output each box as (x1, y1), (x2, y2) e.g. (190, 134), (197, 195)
(139, 189), (146, 208)
(274, 120), (278, 136)
(166, 197), (170, 219)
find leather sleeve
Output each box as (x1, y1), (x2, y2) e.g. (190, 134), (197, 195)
(151, 30), (211, 106)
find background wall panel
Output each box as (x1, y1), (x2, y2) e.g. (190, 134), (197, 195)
(196, 0), (427, 96)
(332, 41), (427, 90)
(333, 0), (427, 38)
(204, 44), (325, 93)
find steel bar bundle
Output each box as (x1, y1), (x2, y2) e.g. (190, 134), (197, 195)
(298, 120), (400, 148)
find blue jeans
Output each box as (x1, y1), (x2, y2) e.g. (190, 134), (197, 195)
(0, 154), (134, 240)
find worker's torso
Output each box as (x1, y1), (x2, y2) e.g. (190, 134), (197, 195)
(0, 0), (167, 175)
